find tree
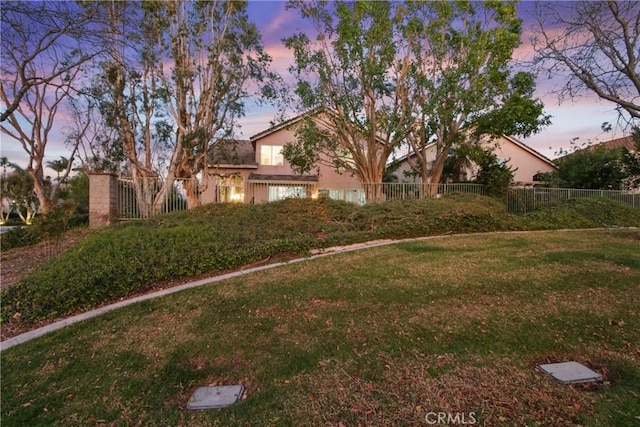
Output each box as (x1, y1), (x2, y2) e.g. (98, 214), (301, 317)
(4, 166), (39, 225)
(1, 1), (101, 214)
(620, 130), (640, 190)
(472, 149), (516, 198)
(98, 0), (274, 214)
(0, 1), (102, 122)
(531, 1), (640, 122)
(66, 172), (90, 215)
(46, 156), (71, 183)
(68, 89), (126, 174)
(0, 157), (16, 224)
(283, 1), (413, 203)
(400, 1), (550, 190)
(1, 60), (82, 214)
(441, 143), (485, 183)
(540, 146), (628, 190)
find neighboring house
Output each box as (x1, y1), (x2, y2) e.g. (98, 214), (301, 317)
(393, 134), (557, 186)
(201, 112), (365, 204)
(583, 135), (637, 152)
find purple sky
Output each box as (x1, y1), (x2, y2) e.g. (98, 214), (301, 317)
(242, 0), (624, 159)
(0, 1), (626, 174)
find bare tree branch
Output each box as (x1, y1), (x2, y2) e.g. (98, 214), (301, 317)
(531, 1), (640, 121)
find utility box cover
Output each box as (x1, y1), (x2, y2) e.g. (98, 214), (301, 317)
(187, 385), (244, 410)
(539, 361), (602, 384)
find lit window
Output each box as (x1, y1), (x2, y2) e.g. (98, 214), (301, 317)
(260, 145), (284, 166)
(318, 189), (344, 200)
(268, 186), (306, 201)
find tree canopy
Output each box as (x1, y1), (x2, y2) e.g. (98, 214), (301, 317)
(539, 133), (640, 190)
(400, 0), (549, 187)
(95, 0), (275, 213)
(282, 0), (549, 197)
(283, 0), (411, 202)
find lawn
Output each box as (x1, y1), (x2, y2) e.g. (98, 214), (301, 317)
(1, 229), (639, 426)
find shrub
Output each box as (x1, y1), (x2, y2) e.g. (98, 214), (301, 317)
(1, 195), (638, 328)
(0, 226), (39, 251)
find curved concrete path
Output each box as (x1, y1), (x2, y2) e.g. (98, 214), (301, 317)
(1, 228), (631, 352)
(0, 238), (405, 351)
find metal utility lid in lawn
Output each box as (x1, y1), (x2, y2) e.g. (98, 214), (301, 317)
(539, 361), (603, 384)
(187, 385), (245, 410)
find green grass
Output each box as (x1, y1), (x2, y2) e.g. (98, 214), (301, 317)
(2, 230), (639, 426)
(2, 195), (639, 330)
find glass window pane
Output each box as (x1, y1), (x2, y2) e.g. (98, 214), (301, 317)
(260, 146), (272, 165)
(272, 148), (284, 166)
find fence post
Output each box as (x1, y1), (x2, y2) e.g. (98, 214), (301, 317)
(89, 173), (119, 228)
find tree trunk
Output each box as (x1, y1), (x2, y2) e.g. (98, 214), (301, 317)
(422, 151), (448, 197)
(183, 178), (201, 209)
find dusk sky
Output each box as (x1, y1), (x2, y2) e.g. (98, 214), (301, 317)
(0, 1), (627, 173)
(241, 0), (625, 159)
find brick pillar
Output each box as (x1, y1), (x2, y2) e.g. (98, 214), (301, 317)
(89, 173), (119, 228)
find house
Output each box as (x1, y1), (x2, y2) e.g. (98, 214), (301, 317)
(584, 135), (637, 152)
(393, 134), (557, 186)
(200, 112), (365, 205)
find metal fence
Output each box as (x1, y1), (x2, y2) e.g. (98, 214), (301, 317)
(117, 177), (638, 220)
(118, 177), (196, 220)
(117, 179), (486, 219)
(364, 182), (486, 202)
(507, 187), (640, 214)
(243, 182), (485, 205)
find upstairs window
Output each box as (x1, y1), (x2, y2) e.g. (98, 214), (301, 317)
(260, 145), (284, 166)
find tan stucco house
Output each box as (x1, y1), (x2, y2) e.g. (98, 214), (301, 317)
(394, 134), (557, 185)
(201, 112), (365, 205)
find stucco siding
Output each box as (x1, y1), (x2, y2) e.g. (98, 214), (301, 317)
(395, 135), (556, 185)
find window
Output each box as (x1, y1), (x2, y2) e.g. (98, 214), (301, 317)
(318, 189), (345, 201)
(218, 176), (244, 203)
(345, 189), (366, 205)
(260, 145), (284, 166)
(268, 186), (306, 202)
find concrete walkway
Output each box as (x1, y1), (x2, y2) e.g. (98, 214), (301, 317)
(0, 228), (630, 352)
(0, 237), (409, 351)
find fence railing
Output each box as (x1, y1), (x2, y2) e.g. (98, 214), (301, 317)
(118, 177), (196, 220)
(242, 182), (485, 205)
(507, 187), (640, 214)
(116, 177), (639, 220)
(117, 179), (486, 219)
(365, 182), (486, 202)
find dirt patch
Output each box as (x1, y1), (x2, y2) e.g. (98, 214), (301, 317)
(1, 229), (90, 290)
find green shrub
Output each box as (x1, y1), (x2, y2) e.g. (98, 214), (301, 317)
(519, 197), (640, 229)
(0, 226), (39, 251)
(0, 204), (88, 251)
(1, 195), (638, 327)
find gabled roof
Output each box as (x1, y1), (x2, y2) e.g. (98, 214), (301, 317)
(209, 139), (257, 166)
(249, 108), (323, 142)
(393, 134), (556, 169)
(249, 108), (388, 145)
(501, 134), (556, 168)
